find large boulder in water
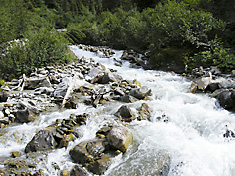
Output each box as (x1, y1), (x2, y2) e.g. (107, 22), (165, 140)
(107, 126), (133, 153)
(25, 130), (57, 153)
(114, 105), (136, 122)
(217, 90), (235, 112)
(87, 155), (112, 175)
(108, 150), (170, 176)
(69, 139), (106, 164)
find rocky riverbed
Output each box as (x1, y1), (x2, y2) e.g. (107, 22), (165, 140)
(0, 44), (235, 176)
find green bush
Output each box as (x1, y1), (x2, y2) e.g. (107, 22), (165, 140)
(186, 46), (235, 72)
(0, 30), (71, 80)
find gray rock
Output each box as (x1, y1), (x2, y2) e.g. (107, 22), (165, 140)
(25, 130), (57, 153)
(107, 126), (133, 153)
(217, 91), (235, 111)
(69, 140), (105, 164)
(88, 68), (104, 79)
(0, 91), (9, 102)
(100, 72), (123, 84)
(15, 109), (33, 123)
(108, 150), (170, 176)
(129, 86), (151, 99)
(54, 77), (70, 98)
(115, 105), (136, 122)
(119, 95), (138, 103)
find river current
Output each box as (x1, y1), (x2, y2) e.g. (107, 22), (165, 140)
(1, 45), (235, 176)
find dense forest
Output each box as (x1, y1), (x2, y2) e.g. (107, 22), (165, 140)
(0, 0), (235, 80)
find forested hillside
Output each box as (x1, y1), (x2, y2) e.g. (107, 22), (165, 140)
(0, 0), (235, 80)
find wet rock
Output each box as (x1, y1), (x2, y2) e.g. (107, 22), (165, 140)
(15, 108), (32, 123)
(129, 86), (151, 99)
(115, 105), (136, 122)
(114, 87), (125, 96)
(205, 82), (220, 93)
(65, 99), (78, 109)
(88, 156), (112, 175)
(107, 126), (133, 153)
(137, 103), (151, 121)
(11, 151), (21, 158)
(119, 95), (138, 103)
(217, 91), (235, 111)
(25, 130), (57, 153)
(58, 133), (75, 148)
(70, 165), (89, 176)
(69, 139), (105, 164)
(223, 129), (235, 138)
(0, 91), (9, 102)
(109, 150), (170, 176)
(96, 126), (111, 138)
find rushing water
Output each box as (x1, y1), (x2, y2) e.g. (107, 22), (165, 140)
(1, 45), (235, 176)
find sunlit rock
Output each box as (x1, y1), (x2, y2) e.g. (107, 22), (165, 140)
(107, 126), (133, 153)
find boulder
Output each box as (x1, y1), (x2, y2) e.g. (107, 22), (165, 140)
(88, 68), (104, 79)
(0, 91), (9, 102)
(70, 165), (89, 176)
(137, 103), (151, 121)
(15, 108), (33, 123)
(119, 95), (138, 103)
(115, 105), (136, 122)
(99, 72), (123, 84)
(69, 140), (105, 164)
(25, 130), (57, 153)
(87, 156), (112, 175)
(217, 91), (235, 111)
(54, 77), (70, 98)
(129, 86), (151, 99)
(107, 126), (133, 153)
(108, 150), (170, 176)
(25, 77), (51, 89)
(205, 82), (220, 93)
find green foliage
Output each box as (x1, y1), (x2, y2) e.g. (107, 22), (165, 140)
(0, 30), (70, 80)
(187, 46), (235, 72)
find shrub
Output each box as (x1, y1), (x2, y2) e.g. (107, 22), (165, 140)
(0, 30), (71, 80)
